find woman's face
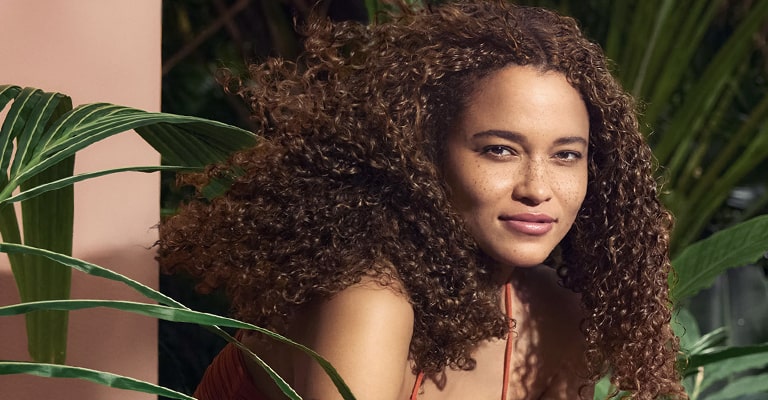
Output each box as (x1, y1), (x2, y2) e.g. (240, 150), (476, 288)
(443, 65), (589, 269)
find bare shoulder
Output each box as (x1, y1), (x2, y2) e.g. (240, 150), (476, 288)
(312, 277), (415, 326)
(293, 277), (415, 400)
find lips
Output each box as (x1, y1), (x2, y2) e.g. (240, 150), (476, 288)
(499, 213), (556, 235)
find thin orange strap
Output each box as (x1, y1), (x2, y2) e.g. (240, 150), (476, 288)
(410, 371), (425, 400)
(501, 282), (513, 400)
(410, 283), (514, 400)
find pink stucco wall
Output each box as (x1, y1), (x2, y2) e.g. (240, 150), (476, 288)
(0, 1), (161, 399)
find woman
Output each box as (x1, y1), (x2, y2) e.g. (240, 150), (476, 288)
(159, 2), (686, 399)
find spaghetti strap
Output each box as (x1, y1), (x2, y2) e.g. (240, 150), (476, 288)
(410, 371), (425, 400)
(410, 283), (513, 399)
(501, 282), (513, 400)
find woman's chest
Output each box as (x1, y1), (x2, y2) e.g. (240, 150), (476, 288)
(406, 322), (572, 400)
(404, 277), (585, 400)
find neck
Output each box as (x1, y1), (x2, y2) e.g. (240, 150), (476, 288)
(491, 265), (515, 286)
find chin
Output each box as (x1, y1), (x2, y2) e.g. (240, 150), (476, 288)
(509, 260), (546, 268)
(490, 252), (550, 269)
(478, 240), (560, 270)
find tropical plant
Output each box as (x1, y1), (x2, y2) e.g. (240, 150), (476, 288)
(0, 84), (255, 364)
(0, 84), (354, 399)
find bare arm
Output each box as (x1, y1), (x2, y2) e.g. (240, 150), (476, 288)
(294, 281), (415, 400)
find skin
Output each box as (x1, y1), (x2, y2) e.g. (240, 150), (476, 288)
(242, 65), (592, 399)
(443, 65), (589, 278)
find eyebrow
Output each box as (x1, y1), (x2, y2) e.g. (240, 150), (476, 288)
(471, 129), (588, 146)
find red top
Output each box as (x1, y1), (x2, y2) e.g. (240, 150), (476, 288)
(193, 332), (269, 400)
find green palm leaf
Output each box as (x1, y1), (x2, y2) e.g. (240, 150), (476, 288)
(684, 343), (768, 376)
(582, 1), (768, 253)
(651, 0), (768, 166)
(0, 242), (356, 400)
(0, 86), (355, 397)
(0, 362), (196, 400)
(0, 84), (255, 364)
(0, 86), (75, 363)
(4, 166), (197, 204)
(685, 344), (768, 397)
(0, 102), (256, 202)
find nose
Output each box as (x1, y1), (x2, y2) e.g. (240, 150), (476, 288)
(512, 159), (552, 205)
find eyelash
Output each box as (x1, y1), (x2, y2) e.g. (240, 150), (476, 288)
(482, 145), (515, 157)
(481, 146), (583, 161)
(554, 151), (583, 161)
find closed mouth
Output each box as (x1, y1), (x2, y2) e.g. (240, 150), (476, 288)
(499, 214), (557, 235)
(499, 213), (557, 223)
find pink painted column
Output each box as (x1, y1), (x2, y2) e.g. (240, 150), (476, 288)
(0, 1), (161, 399)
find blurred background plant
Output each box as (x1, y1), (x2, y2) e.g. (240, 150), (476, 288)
(159, 0), (768, 398)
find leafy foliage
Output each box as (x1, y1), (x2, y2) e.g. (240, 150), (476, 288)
(0, 240), (355, 399)
(0, 362), (196, 400)
(671, 215), (768, 302)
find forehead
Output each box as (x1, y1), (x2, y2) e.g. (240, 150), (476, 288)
(455, 65), (588, 136)
(467, 65), (578, 104)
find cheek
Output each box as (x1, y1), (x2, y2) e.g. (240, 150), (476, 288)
(446, 160), (491, 207)
(450, 177), (487, 214)
(562, 172), (588, 212)
(459, 168), (515, 209)
(550, 168), (587, 208)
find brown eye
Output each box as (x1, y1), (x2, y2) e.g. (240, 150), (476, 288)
(483, 145), (514, 157)
(554, 151), (582, 161)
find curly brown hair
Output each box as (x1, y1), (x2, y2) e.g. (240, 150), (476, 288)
(158, 1), (686, 398)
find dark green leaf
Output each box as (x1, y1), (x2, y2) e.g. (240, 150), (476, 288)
(684, 343), (768, 376)
(2, 165), (199, 205)
(698, 349), (768, 394)
(0, 299), (356, 399)
(0, 361), (196, 400)
(704, 372), (768, 400)
(686, 327), (727, 356)
(0, 243), (355, 399)
(671, 215), (768, 301)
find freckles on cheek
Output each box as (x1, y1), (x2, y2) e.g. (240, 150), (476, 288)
(461, 162), (489, 199)
(573, 188), (588, 208)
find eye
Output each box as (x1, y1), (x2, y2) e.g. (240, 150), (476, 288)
(482, 145), (516, 157)
(554, 151), (582, 161)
